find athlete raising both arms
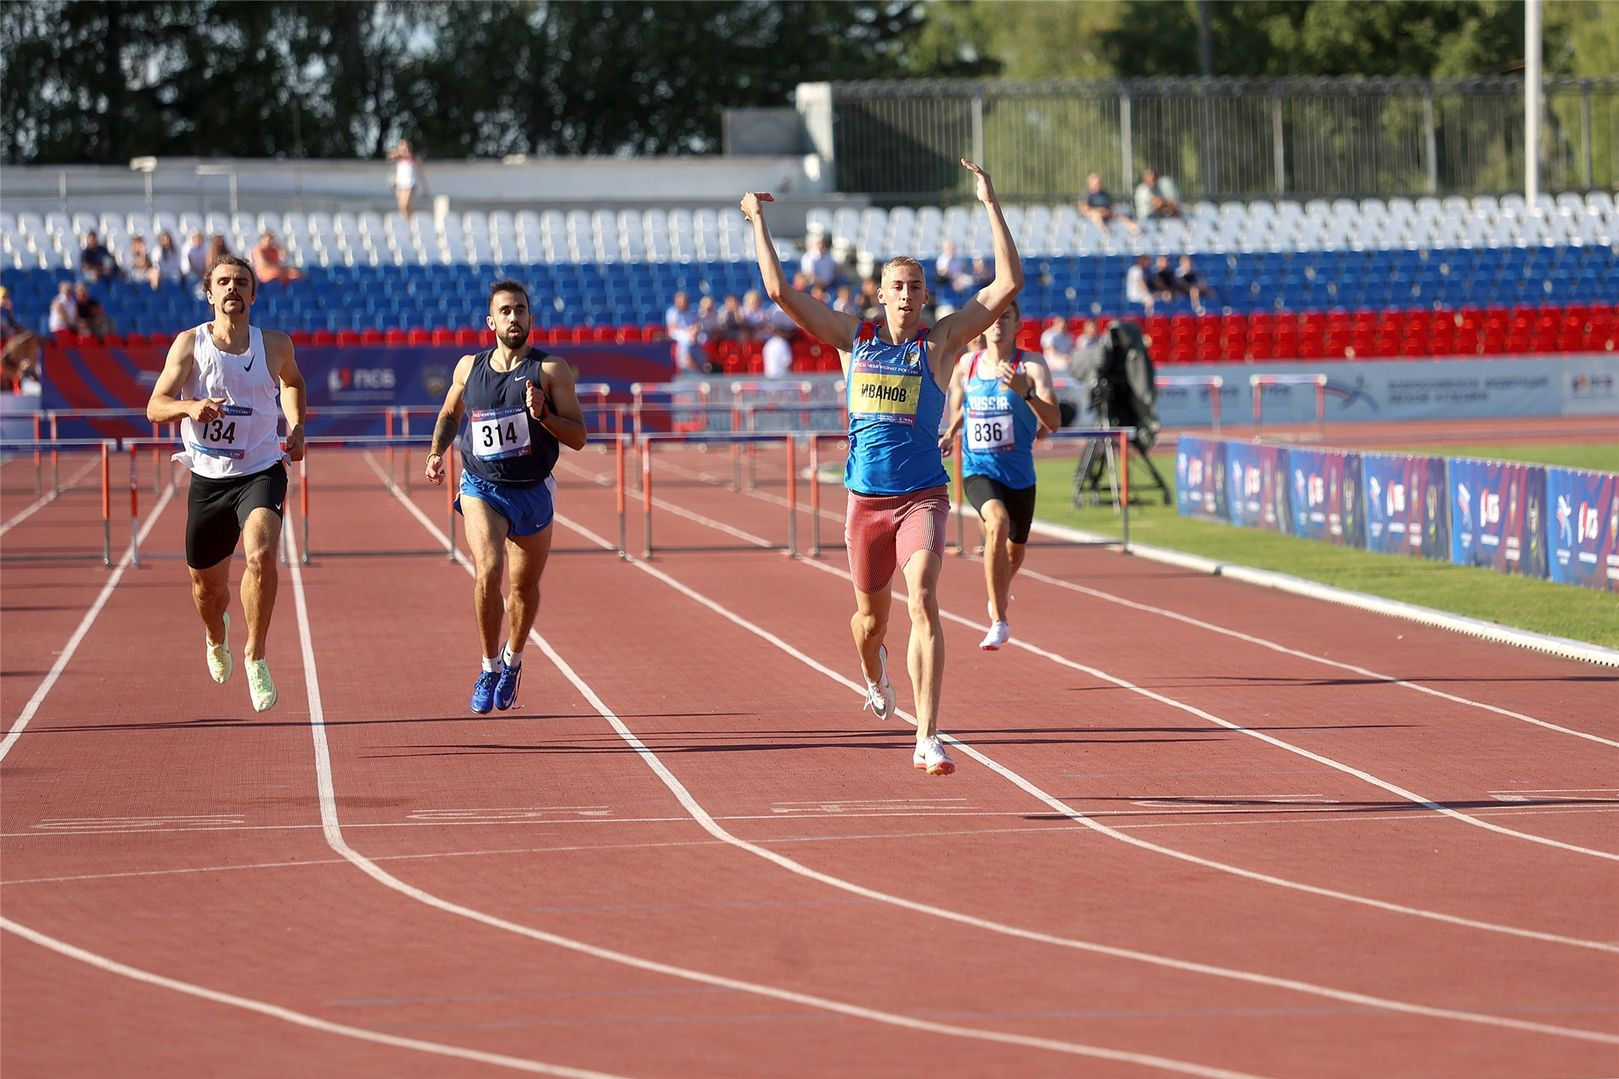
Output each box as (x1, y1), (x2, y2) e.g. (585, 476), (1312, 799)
(739, 159), (1024, 776)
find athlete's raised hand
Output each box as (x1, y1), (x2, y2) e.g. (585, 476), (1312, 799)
(739, 192), (775, 222)
(962, 159), (997, 206)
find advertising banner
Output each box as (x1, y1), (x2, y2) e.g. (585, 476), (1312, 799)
(1361, 453), (1450, 560)
(1288, 448), (1366, 547)
(1547, 468), (1619, 591)
(1174, 435), (1228, 522)
(1448, 459), (1550, 578)
(1224, 441), (1292, 533)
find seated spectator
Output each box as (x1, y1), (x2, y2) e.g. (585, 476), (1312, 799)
(79, 231), (119, 282)
(1134, 168), (1185, 222)
(1, 331), (44, 396)
(695, 294), (722, 345)
(1079, 173), (1140, 236)
(664, 290), (713, 376)
(831, 284), (862, 317)
(72, 282), (113, 340)
(1125, 256), (1155, 315)
(1147, 255), (1186, 303)
(857, 276), (883, 321)
(154, 230), (184, 288)
(1175, 255), (1219, 314)
(47, 280), (78, 338)
(127, 234), (162, 290)
(0, 286), (21, 344)
(934, 240), (972, 291)
(251, 231), (303, 285)
(799, 233), (841, 289)
(715, 293), (748, 342)
(740, 289), (773, 340)
(762, 326), (793, 379)
(206, 233), (233, 267)
(1040, 315), (1076, 374)
(181, 228), (209, 285)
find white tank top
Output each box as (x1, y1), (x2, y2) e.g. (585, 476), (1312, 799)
(394, 158), (417, 190)
(174, 324), (286, 479)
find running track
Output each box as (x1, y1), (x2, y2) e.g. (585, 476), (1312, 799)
(2, 439), (1616, 1079)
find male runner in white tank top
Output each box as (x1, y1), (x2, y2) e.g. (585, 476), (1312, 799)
(147, 254), (307, 712)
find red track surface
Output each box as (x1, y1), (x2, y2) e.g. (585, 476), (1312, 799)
(2, 437), (1616, 1079)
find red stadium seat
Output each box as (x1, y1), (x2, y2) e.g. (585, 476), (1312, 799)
(384, 329), (410, 345)
(455, 328), (485, 347)
(431, 328), (458, 346)
(407, 328), (433, 345)
(312, 330), (338, 347)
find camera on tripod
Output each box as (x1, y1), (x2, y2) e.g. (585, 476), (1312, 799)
(1073, 320), (1172, 506)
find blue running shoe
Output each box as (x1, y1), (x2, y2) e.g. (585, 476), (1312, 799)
(494, 661), (521, 711)
(470, 669), (499, 714)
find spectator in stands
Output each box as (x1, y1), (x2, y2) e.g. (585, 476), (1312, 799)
(695, 295), (722, 347)
(762, 325), (793, 379)
(832, 284), (862, 317)
(857, 276), (883, 321)
(206, 233), (234, 269)
(80, 230), (119, 283)
(127, 234), (162, 290)
(388, 138), (425, 217)
(47, 280), (79, 339)
(0, 286), (20, 343)
(1, 331), (44, 396)
(1078, 173), (1140, 236)
(715, 293), (748, 342)
(73, 281), (113, 340)
(1125, 255), (1155, 314)
(251, 230), (304, 286)
(1039, 315), (1076, 375)
(740, 289), (772, 340)
(664, 290), (712, 376)
(935, 240), (973, 291)
(1147, 255), (1185, 304)
(800, 233), (841, 289)
(182, 228), (210, 286)
(155, 230), (184, 288)
(1175, 255), (1218, 314)
(1134, 168), (1185, 222)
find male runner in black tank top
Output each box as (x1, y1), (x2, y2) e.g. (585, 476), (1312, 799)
(425, 280), (588, 714)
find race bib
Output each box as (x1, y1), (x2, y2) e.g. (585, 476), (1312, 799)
(470, 407), (533, 460)
(191, 404), (253, 459)
(849, 370), (922, 424)
(966, 408), (1014, 451)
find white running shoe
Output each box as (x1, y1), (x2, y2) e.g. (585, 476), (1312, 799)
(862, 644), (895, 721)
(979, 621), (1011, 651)
(912, 736), (956, 776)
(205, 613), (233, 684)
(246, 658), (277, 713)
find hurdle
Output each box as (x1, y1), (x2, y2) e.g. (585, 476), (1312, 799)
(631, 431), (801, 559)
(1249, 373), (1327, 440)
(0, 439), (120, 564)
(1156, 374), (1224, 434)
(298, 435), (453, 563)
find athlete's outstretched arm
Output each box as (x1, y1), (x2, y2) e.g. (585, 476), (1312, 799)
(267, 331), (307, 461)
(739, 192), (858, 353)
(931, 160), (1025, 371)
(425, 353), (474, 485)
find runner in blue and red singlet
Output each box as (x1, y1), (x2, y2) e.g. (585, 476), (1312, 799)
(739, 160), (1024, 777)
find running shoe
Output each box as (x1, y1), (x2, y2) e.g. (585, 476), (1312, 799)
(494, 661), (522, 711)
(470, 669), (499, 714)
(912, 736), (956, 776)
(862, 644), (895, 721)
(245, 658), (277, 712)
(979, 621), (1011, 651)
(205, 613), (233, 684)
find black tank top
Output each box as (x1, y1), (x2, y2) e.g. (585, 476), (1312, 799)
(457, 348), (560, 487)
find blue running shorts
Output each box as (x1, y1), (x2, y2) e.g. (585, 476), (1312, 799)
(456, 471), (557, 536)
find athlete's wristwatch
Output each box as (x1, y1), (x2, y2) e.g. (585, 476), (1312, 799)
(1022, 385), (1037, 401)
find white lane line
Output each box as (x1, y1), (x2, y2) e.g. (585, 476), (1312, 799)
(289, 504), (1276, 1079)
(640, 479), (1619, 862)
(376, 472), (1619, 1045)
(0, 917), (626, 1078)
(0, 457), (100, 535)
(0, 483), (176, 762)
(654, 455), (1619, 750)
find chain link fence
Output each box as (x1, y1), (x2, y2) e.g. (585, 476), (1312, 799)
(823, 77), (1619, 205)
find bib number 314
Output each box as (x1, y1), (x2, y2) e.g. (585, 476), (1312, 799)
(470, 407), (532, 460)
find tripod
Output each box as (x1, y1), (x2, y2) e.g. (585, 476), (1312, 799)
(1072, 395), (1173, 508)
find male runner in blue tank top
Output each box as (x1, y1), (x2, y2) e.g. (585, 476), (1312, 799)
(425, 280), (588, 714)
(740, 160), (1023, 776)
(941, 298), (1061, 651)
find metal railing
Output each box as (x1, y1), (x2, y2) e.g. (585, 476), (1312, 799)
(824, 76), (1619, 204)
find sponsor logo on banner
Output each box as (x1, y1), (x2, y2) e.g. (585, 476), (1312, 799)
(327, 366), (398, 401)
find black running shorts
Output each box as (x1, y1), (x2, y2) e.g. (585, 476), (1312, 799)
(963, 473), (1037, 545)
(185, 463), (288, 569)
